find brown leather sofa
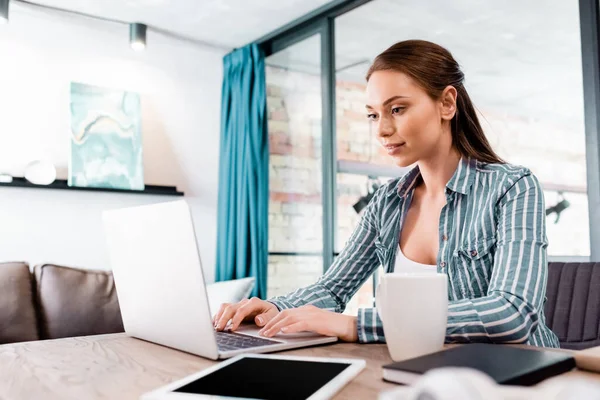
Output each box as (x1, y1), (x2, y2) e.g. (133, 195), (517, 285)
(0, 262), (123, 344)
(1, 261), (599, 349)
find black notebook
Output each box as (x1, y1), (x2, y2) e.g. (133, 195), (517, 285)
(382, 344), (576, 386)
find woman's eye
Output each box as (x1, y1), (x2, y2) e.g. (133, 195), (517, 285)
(391, 107), (403, 114)
(367, 113), (377, 120)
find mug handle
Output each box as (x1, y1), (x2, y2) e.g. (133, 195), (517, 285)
(375, 280), (385, 323)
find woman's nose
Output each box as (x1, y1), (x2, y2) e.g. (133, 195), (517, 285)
(375, 116), (395, 138)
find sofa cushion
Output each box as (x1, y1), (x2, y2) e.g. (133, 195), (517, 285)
(0, 262), (39, 343)
(206, 277), (255, 315)
(33, 264), (124, 339)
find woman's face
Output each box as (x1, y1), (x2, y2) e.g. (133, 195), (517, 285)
(366, 70), (454, 167)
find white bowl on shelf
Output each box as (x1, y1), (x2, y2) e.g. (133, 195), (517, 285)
(24, 160), (57, 185)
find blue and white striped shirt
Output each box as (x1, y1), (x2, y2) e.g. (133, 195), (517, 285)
(269, 158), (560, 347)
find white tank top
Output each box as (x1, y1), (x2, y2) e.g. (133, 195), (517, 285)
(394, 245), (437, 273)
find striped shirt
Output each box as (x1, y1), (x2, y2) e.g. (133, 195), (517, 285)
(269, 157), (560, 347)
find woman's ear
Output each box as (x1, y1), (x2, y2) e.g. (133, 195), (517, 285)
(440, 86), (458, 121)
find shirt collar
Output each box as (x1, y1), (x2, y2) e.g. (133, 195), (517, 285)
(386, 164), (421, 198)
(446, 157), (477, 195)
(386, 157), (477, 198)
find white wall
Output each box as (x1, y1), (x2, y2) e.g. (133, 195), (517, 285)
(0, 5), (226, 282)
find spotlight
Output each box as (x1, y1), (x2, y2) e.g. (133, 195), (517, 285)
(0, 0), (9, 24)
(353, 191), (375, 214)
(353, 177), (381, 214)
(545, 192), (570, 224)
(130, 23), (147, 51)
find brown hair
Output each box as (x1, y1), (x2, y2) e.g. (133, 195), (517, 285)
(366, 40), (504, 164)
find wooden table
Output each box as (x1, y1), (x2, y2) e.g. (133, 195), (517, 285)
(0, 333), (599, 400)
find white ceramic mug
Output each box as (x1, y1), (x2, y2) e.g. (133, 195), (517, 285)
(376, 272), (448, 361)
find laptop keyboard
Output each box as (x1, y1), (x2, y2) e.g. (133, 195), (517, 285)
(216, 330), (281, 352)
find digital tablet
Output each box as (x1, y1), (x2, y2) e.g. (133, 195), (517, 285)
(141, 353), (366, 400)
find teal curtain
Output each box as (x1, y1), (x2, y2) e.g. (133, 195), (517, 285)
(215, 43), (269, 299)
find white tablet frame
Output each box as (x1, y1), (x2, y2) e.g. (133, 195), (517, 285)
(140, 353), (367, 400)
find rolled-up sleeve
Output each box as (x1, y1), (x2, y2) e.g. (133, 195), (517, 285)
(355, 307), (385, 343)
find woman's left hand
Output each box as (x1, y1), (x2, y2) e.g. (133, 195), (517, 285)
(258, 305), (358, 342)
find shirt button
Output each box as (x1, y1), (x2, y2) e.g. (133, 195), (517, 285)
(470, 250), (478, 257)
(442, 235), (448, 241)
(440, 262), (446, 268)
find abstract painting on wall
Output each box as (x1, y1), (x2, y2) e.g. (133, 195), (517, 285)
(69, 82), (144, 190)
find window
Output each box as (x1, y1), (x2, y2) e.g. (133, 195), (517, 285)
(268, 255), (322, 298)
(266, 34), (324, 298)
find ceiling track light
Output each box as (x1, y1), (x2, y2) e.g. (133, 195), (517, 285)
(0, 0), (9, 24)
(130, 22), (147, 51)
(0, 3), (151, 52)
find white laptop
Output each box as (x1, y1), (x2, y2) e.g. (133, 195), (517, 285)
(102, 199), (337, 360)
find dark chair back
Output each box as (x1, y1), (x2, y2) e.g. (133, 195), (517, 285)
(545, 262), (600, 349)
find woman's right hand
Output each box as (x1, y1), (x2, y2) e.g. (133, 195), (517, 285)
(213, 297), (279, 332)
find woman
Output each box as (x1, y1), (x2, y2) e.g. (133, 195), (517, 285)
(214, 40), (560, 347)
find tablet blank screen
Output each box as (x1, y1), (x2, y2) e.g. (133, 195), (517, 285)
(173, 357), (352, 400)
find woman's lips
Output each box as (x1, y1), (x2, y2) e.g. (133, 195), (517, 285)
(384, 142), (406, 155)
